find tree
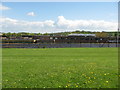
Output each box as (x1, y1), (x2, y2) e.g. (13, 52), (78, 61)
(95, 32), (108, 37)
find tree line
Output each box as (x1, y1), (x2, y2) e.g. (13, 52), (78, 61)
(1, 30), (119, 37)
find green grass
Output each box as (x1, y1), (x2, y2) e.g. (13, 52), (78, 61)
(2, 48), (118, 88)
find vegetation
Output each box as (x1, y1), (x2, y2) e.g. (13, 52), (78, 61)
(2, 48), (118, 88)
(1, 30), (119, 37)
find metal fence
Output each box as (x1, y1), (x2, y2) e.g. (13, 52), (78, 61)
(1, 43), (119, 48)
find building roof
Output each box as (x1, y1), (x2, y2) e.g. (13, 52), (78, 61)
(68, 34), (96, 37)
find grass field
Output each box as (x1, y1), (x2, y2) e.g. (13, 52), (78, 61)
(2, 48), (118, 88)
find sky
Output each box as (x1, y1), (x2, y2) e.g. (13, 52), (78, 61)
(0, 2), (118, 33)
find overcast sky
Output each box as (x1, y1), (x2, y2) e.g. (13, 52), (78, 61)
(0, 2), (118, 33)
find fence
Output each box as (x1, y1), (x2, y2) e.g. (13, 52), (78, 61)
(1, 43), (119, 48)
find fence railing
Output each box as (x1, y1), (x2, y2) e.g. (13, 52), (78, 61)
(1, 43), (119, 48)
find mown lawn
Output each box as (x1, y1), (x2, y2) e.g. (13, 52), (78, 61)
(2, 48), (118, 88)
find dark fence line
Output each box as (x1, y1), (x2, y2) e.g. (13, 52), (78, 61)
(1, 43), (119, 48)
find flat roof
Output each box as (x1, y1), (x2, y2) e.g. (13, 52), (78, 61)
(68, 34), (96, 36)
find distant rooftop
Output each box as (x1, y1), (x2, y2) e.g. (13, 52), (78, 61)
(68, 34), (96, 37)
